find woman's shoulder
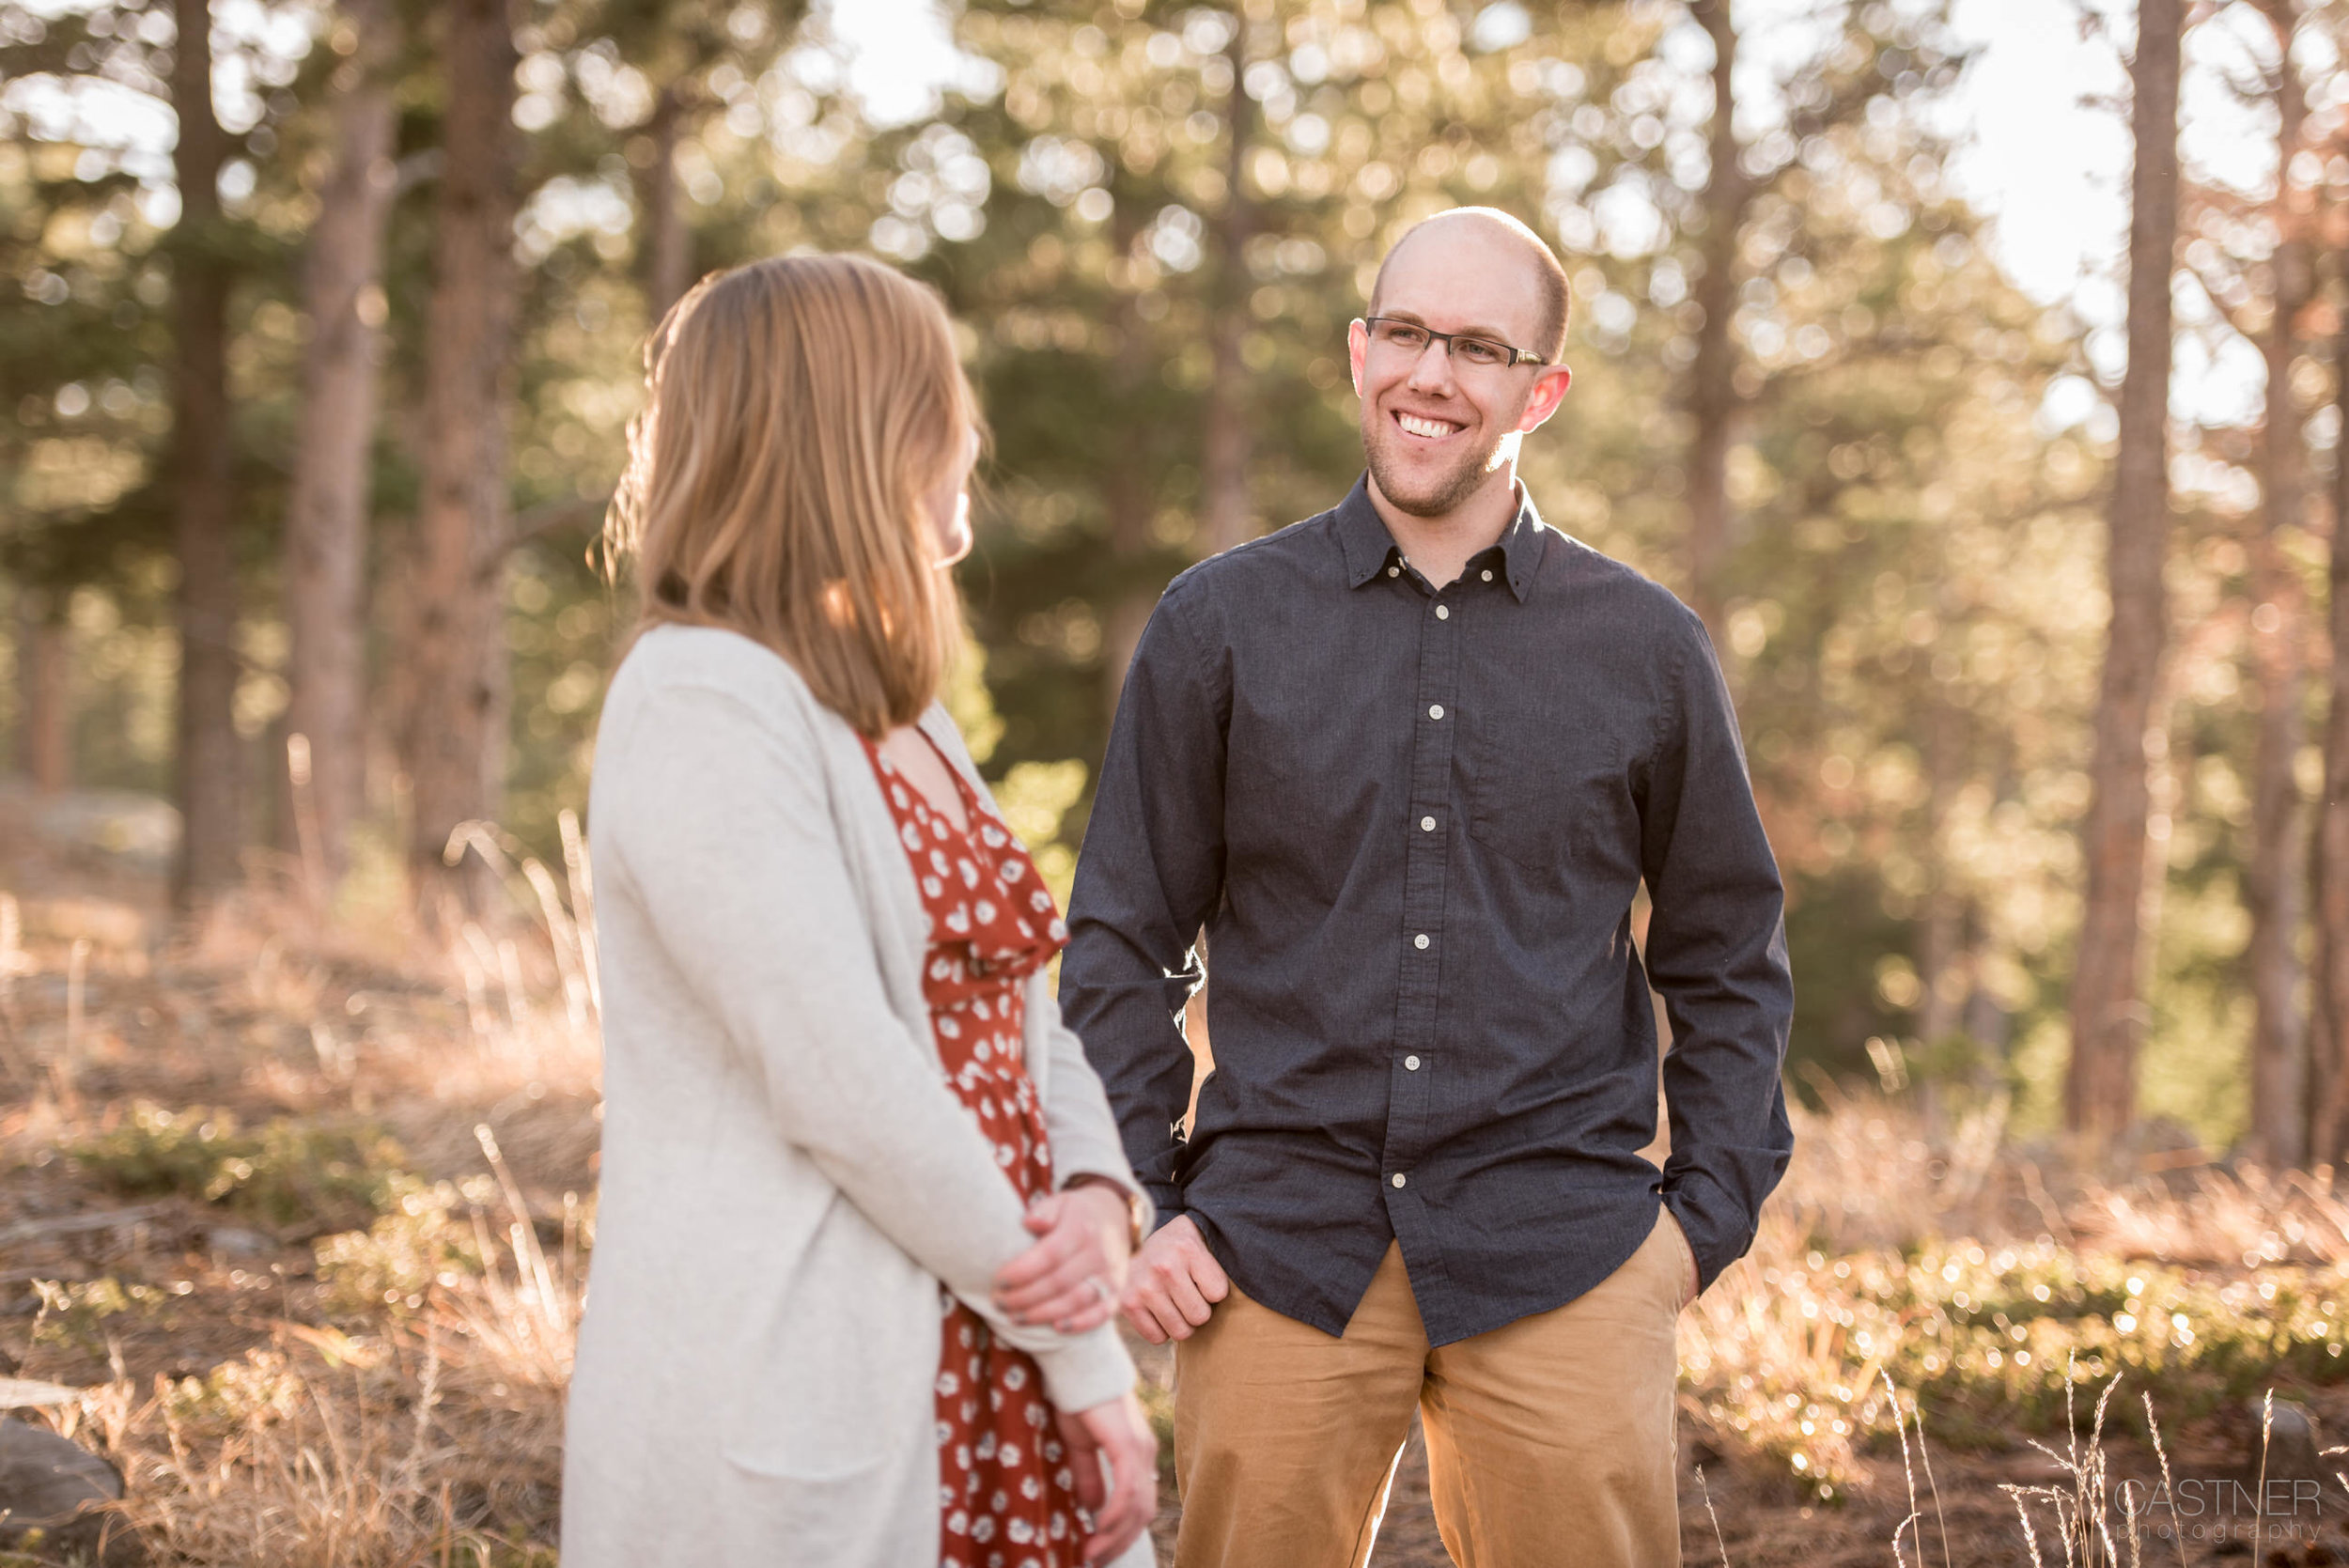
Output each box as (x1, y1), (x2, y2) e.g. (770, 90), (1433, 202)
(607, 623), (818, 722)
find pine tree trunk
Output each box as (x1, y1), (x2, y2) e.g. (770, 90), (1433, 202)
(2246, 0), (2310, 1167)
(2310, 307), (2349, 1160)
(1102, 202), (1155, 722)
(1199, 19), (1254, 558)
(15, 589), (69, 794)
(407, 0), (520, 910)
(1917, 699), (1963, 1050)
(169, 0), (242, 908)
(283, 0), (399, 888)
(640, 85), (692, 320)
(2066, 0), (2183, 1141)
(1685, 0), (1750, 648)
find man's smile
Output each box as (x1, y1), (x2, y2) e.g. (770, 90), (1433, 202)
(1393, 410), (1467, 442)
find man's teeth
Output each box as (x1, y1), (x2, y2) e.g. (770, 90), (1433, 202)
(1398, 413), (1458, 439)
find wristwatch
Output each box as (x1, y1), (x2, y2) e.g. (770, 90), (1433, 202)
(1063, 1173), (1152, 1252)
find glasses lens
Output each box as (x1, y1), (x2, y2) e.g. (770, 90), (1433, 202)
(1373, 320), (1430, 352)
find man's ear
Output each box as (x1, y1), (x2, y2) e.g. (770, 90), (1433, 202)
(1346, 318), (1369, 398)
(1514, 363), (1573, 435)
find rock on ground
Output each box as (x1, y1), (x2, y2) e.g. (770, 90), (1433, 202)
(0, 1417), (140, 1562)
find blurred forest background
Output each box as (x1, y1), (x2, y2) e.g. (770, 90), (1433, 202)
(5, 0), (2349, 1162)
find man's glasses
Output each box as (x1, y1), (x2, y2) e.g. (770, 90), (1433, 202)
(1359, 317), (1548, 370)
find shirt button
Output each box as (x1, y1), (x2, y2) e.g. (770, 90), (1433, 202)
(1420, 815), (1436, 831)
(1427, 704), (1444, 721)
(1481, 569), (1493, 582)
(1435, 605), (1450, 620)
(1405, 1055), (1422, 1071)
(1391, 1172), (1407, 1188)
(1387, 565), (1400, 577)
(1413, 933), (1429, 949)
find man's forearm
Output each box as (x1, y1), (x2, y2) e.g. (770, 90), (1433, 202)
(1056, 934), (1201, 1215)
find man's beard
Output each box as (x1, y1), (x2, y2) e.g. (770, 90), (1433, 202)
(1362, 416), (1508, 519)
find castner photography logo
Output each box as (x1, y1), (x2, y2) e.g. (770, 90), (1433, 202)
(2101, 1476), (2331, 1545)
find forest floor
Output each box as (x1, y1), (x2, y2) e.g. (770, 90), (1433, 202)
(6, 782), (2349, 1565)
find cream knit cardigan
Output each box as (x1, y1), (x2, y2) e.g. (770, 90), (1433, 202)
(562, 625), (1152, 1568)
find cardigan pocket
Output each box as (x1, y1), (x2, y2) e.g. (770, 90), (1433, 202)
(718, 1448), (895, 1558)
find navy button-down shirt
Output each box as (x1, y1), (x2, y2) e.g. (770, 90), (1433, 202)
(1060, 476), (1794, 1346)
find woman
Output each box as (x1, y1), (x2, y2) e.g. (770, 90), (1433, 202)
(563, 254), (1158, 1568)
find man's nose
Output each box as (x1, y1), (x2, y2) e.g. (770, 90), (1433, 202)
(1406, 338), (1455, 393)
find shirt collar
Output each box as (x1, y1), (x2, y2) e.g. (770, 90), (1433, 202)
(1334, 474), (1548, 602)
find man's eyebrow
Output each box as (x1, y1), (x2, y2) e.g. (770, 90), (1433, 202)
(1379, 307), (1518, 342)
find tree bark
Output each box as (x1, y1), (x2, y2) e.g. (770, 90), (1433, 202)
(1685, 0), (1750, 648)
(1199, 17), (1254, 558)
(2245, 0), (2310, 1167)
(2065, 0), (2183, 1141)
(1102, 200), (1156, 722)
(2310, 301), (2349, 1160)
(1916, 698), (1964, 1047)
(639, 85), (692, 320)
(407, 0), (520, 910)
(15, 589), (69, 794)
(283, 0), (399, 887)
(169, 0), (243, 908)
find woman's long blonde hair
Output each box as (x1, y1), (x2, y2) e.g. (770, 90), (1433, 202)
(603, 254), (976, 737)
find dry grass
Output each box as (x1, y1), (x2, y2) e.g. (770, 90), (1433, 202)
(0, 807), (595, 1566)
(6, 796), (2349, 1564)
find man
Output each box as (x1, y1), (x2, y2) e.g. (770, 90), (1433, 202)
(1059, 207), (1793, 1567)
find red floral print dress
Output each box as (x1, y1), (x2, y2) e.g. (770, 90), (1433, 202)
(863, 735), (1087, 1568)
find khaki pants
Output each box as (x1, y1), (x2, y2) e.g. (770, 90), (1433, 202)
(1171, 1209), (1690, 1568)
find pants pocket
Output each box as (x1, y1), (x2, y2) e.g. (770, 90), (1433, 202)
(1658, 1207), (1698, 1312)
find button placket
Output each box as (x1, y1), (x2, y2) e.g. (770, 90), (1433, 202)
(1387, 564), (1455, 1207)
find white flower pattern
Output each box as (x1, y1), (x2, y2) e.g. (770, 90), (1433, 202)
(864, 738), (1089, 1568)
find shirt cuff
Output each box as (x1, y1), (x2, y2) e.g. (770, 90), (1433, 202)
(1143, 1182), (1187, 1230)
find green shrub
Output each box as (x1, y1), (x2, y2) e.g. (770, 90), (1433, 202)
(31, 1275), (179, 1354)
(314, 1175), (497, 1318)
(70, 1102), (408, 1233)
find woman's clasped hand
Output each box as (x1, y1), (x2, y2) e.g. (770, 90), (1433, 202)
(994, 1184), (1135, 1331)
(996, 1185), (1155, 1561)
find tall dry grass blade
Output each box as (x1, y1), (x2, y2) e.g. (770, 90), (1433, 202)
(2141, 1391), (2186, 1568)
(2003, 1483), (2049, 1568)
(1892, 1511), (1921, 1568)
(1909, 1390), (1952, 1568)
(476, 1122), (571, 1339)
(2085, 1374), (2121, 1568)
(2254, 1388), (2273, 1544)
(1880, 1367), (1924, 1567)
(452, 937), (492, 1041)
(519, 857), (589, 1029)
(496, 937), (529, 1032)
(1695, 1465), (1732, 1568)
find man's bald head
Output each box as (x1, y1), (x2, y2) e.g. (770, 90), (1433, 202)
(1368, 208), (1571, 363)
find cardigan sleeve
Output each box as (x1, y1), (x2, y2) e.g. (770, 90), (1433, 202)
(601, 677), (1134, 1416)
(1025, 969), (1153, 1213)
